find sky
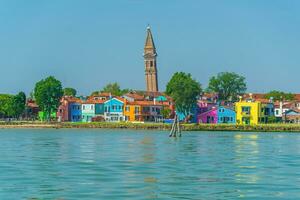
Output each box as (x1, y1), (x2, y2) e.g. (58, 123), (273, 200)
(0, 0), (300, 95)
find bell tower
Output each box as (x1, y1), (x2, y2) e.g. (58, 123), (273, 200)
(144, 26), (158, 92)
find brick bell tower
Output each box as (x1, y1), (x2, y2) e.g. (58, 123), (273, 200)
(144, 26), (158, 92)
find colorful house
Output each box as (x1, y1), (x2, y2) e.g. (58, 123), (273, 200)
(235, 97), (274, 125)
(104, 97), (125, 122)
(197, 105), (236, 124)
(124, 101), (142, 122)
(81, 101), (96, 122)
(69, 102), (82, 122)
(217, 106), (236, 124)
(197, 107), (218, 124)
(139, 101), (163, 122)
(284, 109), (300, 123)
(81, 98), (106, 122)
(57, 96), (82, 122)
(124, 100), (165, 122)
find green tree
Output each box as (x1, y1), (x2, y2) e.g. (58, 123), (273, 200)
(0, 94), (14, 117)
(207, 72), (247, 101)
(166, 72), (202, 118)
(101, 82), (129, 96)
(63, 87), (77, 96)
(161, 107), (171, 119)
(34, 76), (63, 121)
(265, 90), (295, 101)
(12, 92), (26, 118)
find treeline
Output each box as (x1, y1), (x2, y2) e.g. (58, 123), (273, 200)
(0, 92), (26, 119)
(0, 71), (297, 122)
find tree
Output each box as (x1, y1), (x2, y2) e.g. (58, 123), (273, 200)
(63, 87), (77, 96)
(0, 94), (14, 118)
(34, 76), (63, 121)
(166, 72), (202, 118)
(101, 82), (129, 96)
(265, 90), (295, 101)
(161, 107), (171, 119)
(0, 92), (26, 119)
(12, 92), (26, 118)
(207, 72), (247, 101)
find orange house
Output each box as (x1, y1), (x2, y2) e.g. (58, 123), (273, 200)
(124, 101), (142, 122)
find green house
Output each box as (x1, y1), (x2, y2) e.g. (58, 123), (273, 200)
(38, 111), (57, 121)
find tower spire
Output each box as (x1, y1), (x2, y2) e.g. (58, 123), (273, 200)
(144, 26), (156, 52)
(144, 26), (158, 92)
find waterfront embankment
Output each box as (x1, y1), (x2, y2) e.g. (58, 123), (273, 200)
(1, 121), (300, 132)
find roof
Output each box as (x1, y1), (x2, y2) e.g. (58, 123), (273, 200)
(61, 96), (83, 104)
(198, 107), (218, 116)
(126, 100), (164, 106)
(83, 99), (105, 104)
(123, 92), (145, 100)
(144, 26), (156, 51)
(243, 93), (266, 99)
(104, 97), (125, 104)
(254, 98), (273, 104)
(26, 101), (39, 108)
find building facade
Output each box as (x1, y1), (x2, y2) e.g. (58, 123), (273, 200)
(81, 103), (95, 122)
(104, 98), (125, 122)
(235, 99), (274, 125)
(217, 106), (236, 124)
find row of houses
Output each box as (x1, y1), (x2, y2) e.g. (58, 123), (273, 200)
(25, 91), (300, 124)
(54, 92), (175, 123)
(195, 93), (300, 125)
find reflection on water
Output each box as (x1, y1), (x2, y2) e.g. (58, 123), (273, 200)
(0, 129), (300, 199)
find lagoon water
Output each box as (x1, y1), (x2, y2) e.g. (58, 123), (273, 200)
(0, 129), (300, 199)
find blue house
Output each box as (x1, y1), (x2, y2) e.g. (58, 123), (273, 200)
(95, 102), (105, 115)
(104, 98), (125, 122)
(217, 106), (236, 124)
(69, 102), (82, 122)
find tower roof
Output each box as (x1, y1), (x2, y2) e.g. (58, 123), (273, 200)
(144, 26), (156, 51)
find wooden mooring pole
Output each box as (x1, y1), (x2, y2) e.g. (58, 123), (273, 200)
(169, 114), (181, 137)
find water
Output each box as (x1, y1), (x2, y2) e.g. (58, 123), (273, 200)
(0, 129), (300, 200)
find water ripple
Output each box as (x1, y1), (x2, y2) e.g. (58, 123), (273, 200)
(0, 129), (300, 199)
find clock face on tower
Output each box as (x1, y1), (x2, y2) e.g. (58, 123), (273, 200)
(144, 26), (158, 92)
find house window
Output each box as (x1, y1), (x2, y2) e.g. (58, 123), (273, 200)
(118, 105), (121, 110)
(276, 110), (279, 115)
(242, 107), (251, 114)
(83, 105), (85, 110)
(91, 105), (94, 110)
(135, 106), (140, 114)
(126, 106), (130, 112)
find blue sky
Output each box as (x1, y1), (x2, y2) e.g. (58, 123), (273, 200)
(0, 0), (300, 95)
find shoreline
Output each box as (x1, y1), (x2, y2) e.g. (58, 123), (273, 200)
(1, 122), (300, 132)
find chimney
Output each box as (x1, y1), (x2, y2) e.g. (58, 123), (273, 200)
(239, 96), (242, 102)
(249, 93), (253, 100)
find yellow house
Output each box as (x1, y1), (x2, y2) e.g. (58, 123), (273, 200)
(124, 102), (142, 122)
(235, 97), (274, 125)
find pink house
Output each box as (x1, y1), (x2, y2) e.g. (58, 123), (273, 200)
(197, 107), (218, 124)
